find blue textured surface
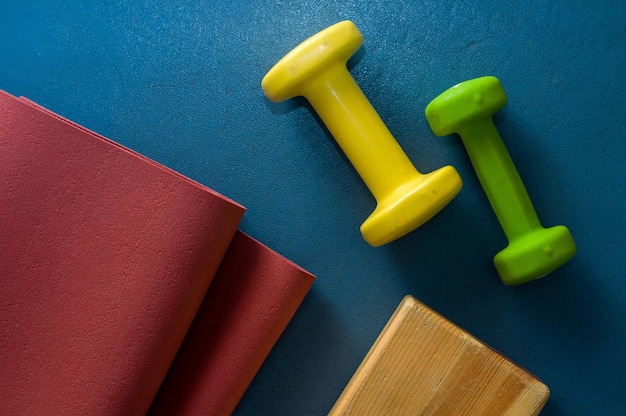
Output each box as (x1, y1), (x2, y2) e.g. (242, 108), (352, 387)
(1, 2), (625, 415)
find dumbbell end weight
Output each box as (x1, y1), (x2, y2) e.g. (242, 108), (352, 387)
(495, 225), (577, 285)
(361, 165), (462, 247)
(261, 21), (363, 103)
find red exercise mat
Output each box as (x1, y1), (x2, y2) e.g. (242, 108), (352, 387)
(0, 91), (314, 415)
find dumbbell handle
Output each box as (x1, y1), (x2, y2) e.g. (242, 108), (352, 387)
(458, 119), (541, 241)
(302, 66), (419, 201)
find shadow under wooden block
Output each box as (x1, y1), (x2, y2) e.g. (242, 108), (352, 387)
(329, 296), (549, 416)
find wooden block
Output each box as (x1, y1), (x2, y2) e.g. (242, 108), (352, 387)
(329, 296), (549, 416)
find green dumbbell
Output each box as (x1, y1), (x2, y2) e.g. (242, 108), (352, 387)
(425, 76), (576, 285)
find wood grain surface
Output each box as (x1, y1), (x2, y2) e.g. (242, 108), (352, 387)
(329, 296), (549, 415)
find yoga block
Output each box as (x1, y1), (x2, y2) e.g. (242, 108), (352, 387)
(329, 296), (549, 416)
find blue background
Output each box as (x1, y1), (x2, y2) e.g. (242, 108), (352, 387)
(1, 1), (624, 415)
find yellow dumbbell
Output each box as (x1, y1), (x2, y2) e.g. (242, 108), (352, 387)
(262, 21), (462, 246)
